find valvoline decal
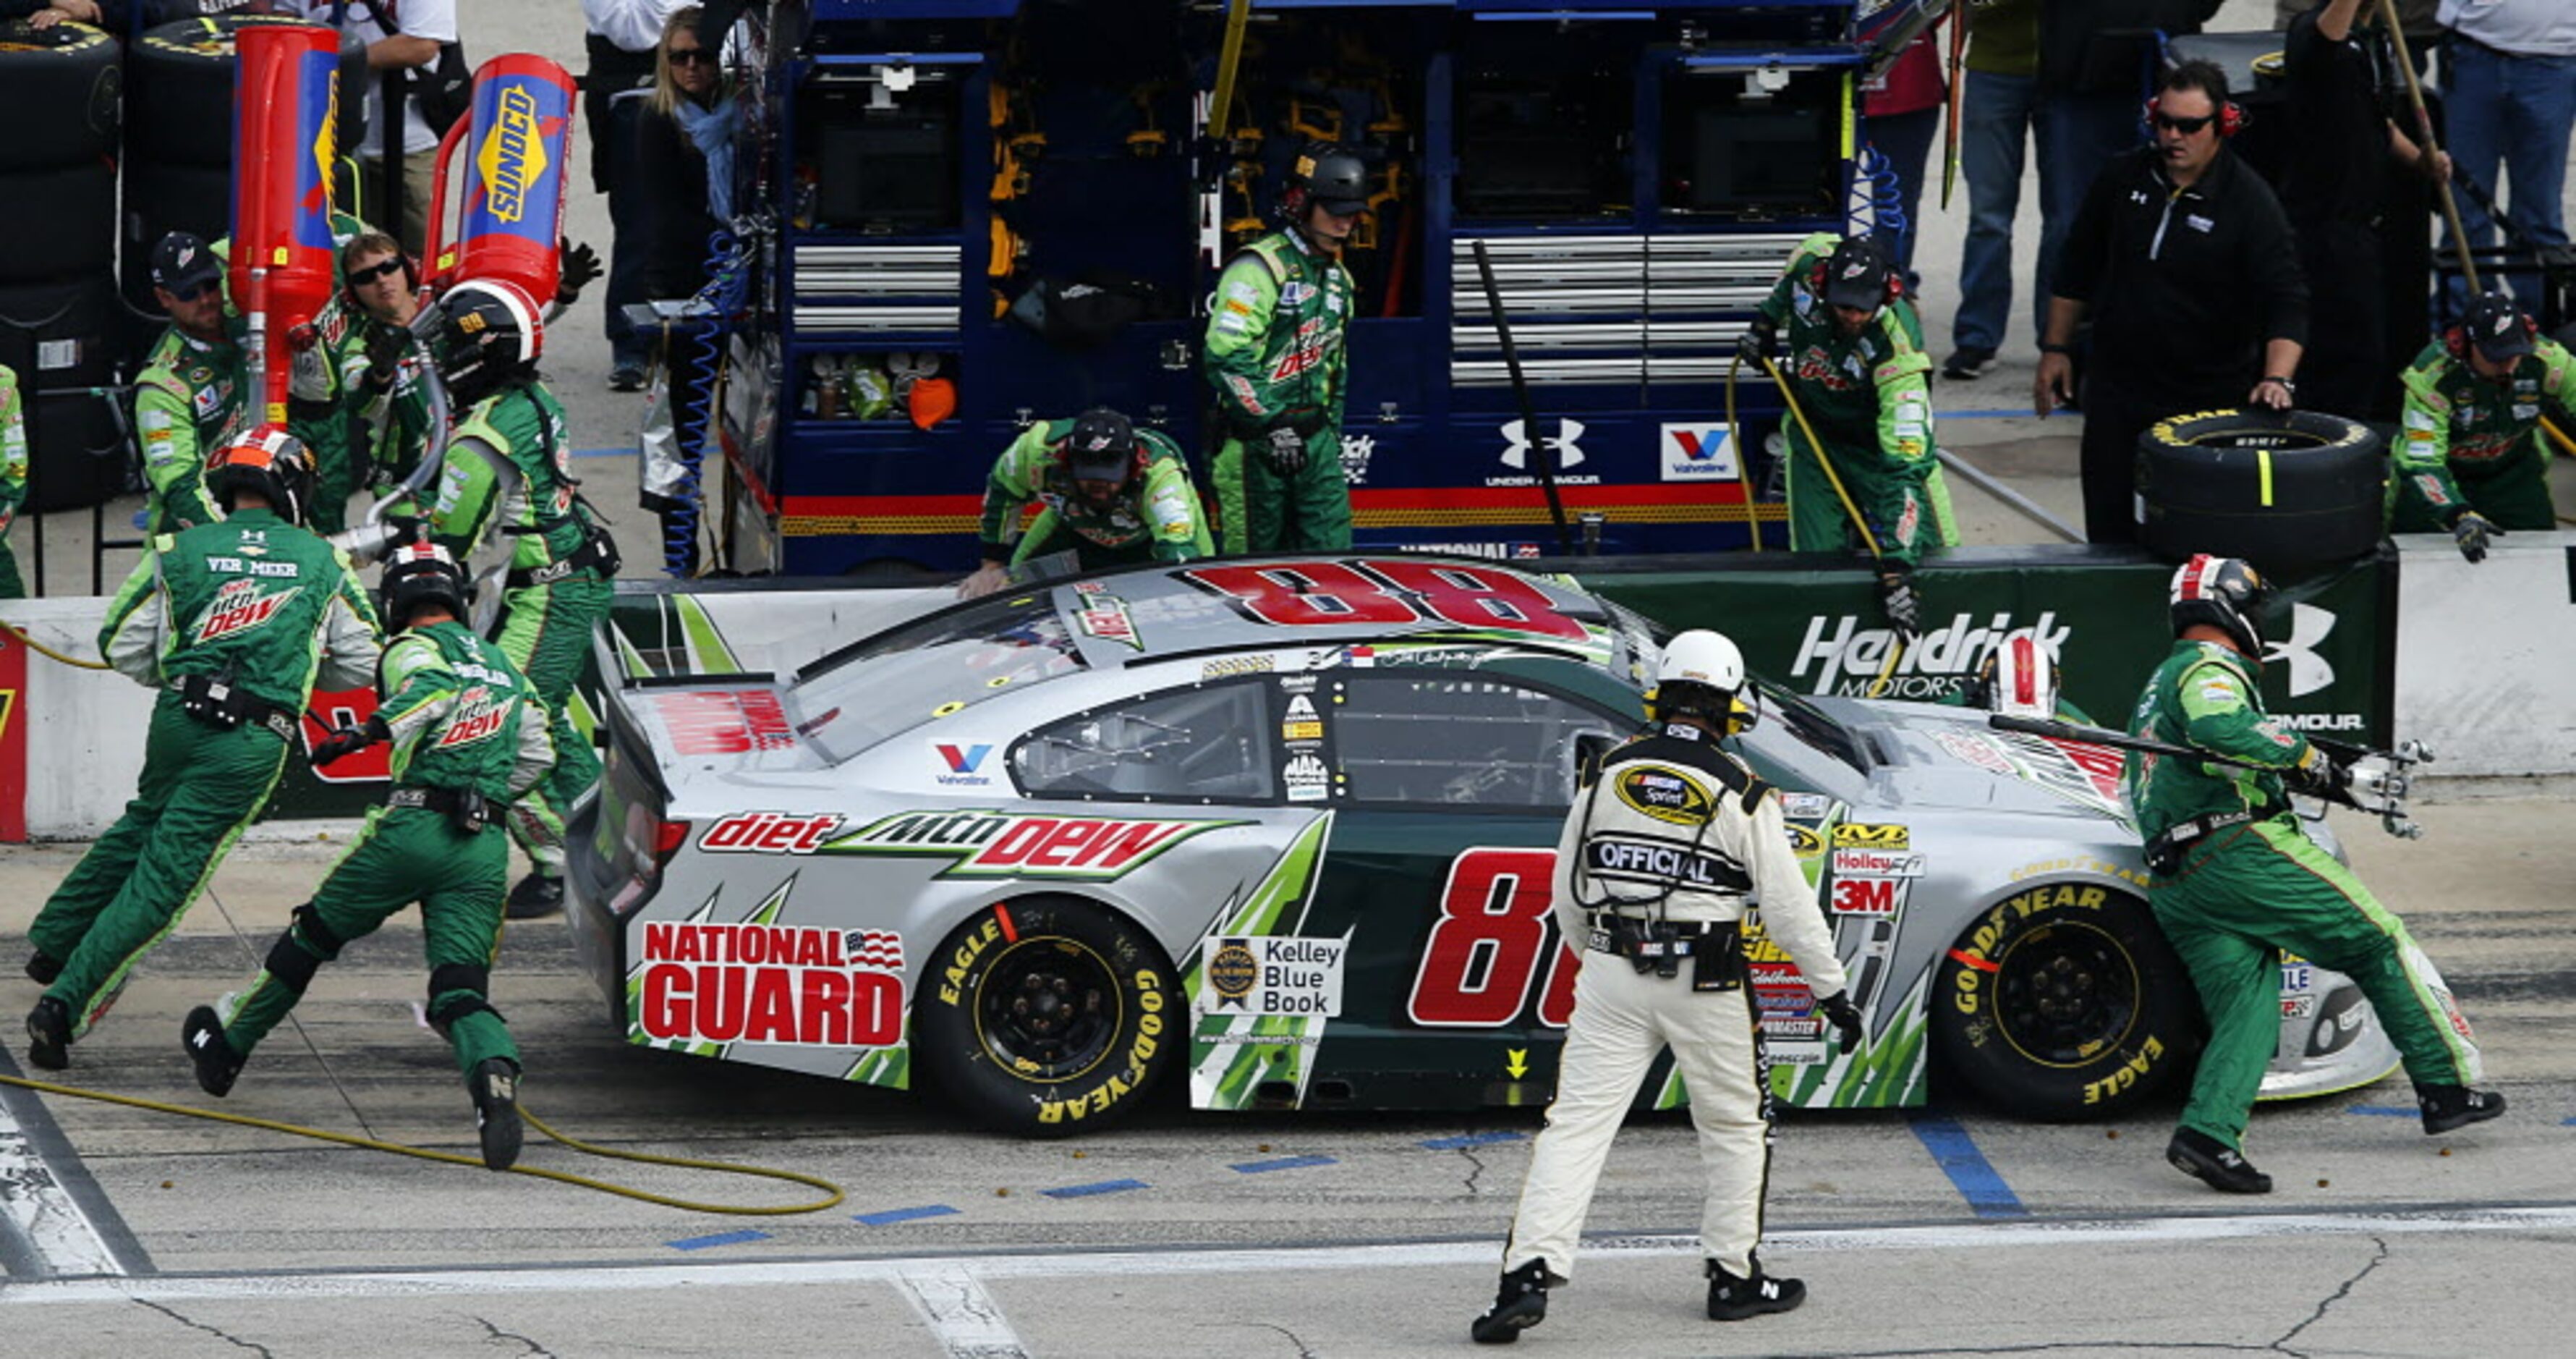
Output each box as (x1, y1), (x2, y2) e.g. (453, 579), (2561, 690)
(468, 76), (568, 237)
(294, 48), (338, 251)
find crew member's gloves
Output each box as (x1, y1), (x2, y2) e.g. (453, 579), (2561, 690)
(2447, 509), (2501, 564)
(2287, 745), (2351, 797)
(1737, 317), (1777, 367)
(1819, 991), (1864, 1054)
(289, 342), (333, 404)
(558, 237), (603, 304)
(1264, 426), (1309, 475)
(360, 323), (409, 394)
(309, 716), (389, 767)
(1876, 562), (1922, 642)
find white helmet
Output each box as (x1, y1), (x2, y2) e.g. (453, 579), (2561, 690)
(1649, 629), (1756, 732)
(1973, 628), (2060, 719)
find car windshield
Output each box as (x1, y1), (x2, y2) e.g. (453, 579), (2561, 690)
(791, 591), (1084, 762)
(1597, 597), (1868, 772)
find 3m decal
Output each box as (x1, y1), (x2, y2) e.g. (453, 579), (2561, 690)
(637, 922), (904, 1048)
(822, 810), (1242, 879)
(1406, 847), (1575, 1028)
(1179, 559), (1589, 641)
(1830, 876), (1902, 915)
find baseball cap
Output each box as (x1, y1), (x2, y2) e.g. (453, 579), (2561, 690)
(1064, 407), (1136, 481)
(151, 232), (224, 297)
(1822, 236), (1895, 311)
(2463, 292), (2535, 363)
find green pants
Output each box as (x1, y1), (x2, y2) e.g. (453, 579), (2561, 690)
(2389, 441), (2557, 533)
(0, 541), (22, 600)
(218, 804), (517, 1078)
(2150, 816), (2480, 1151)
(306, 442), (357, 536)
(1782, 428), (1955, 559)
(1213, 431), (1351, 554)
(31, 696), (290, 1034)
(493, 574), (609, 879)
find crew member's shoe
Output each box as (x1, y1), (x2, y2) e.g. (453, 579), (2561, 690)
(470, 1057), (523, 1171)
(2167, 1127), (2272, 1193)
(24, 951), (60, 986)
(1470, 1259), (1551, 1344)
(182, 1006), (245, 1098)
(2418, 1083), (2506, 1135)
(24, 996), (71, 1071)
(504, 872), (564, 920)
(1941, 346), (1998, 381)
(1707, 1257), (1805, 1320)
(608, 361), (645, 393)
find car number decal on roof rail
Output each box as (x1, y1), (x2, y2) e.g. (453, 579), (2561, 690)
(1178, 559), (1589, 641)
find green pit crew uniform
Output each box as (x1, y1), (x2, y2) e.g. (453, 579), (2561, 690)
(1756, 233), (1957, 562)
(135, 325), (247, 534)
(2390, 334), (2575, 533)
(285, 298), (367, 535)
(208, 619), (555, 1079)
(30, 509), (381, 1038)
(978, 420), (1210, 569)
(428, 381), (612, 884)
(0, 364), (27, 599)
(2122, 640), (2481, 1156)
(1204, 228), (1355, 553)
(347, 315), (438, 493)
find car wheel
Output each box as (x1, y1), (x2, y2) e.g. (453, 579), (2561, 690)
(1931, 883), (2200, 1120)
(915, 897), (1178, 1138)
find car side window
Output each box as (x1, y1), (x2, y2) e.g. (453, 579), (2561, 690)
(1012, 681), (1275, 803)
(1332, 674), (1618, 808)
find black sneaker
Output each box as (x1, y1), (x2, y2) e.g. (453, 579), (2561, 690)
(1706, 1258), (1805, 1321)
(2167, 1127), (2272, 1193)
(1942, 346), (1998, 380)
(1471, 1259), (1551, 1344)
(504, 873), (564, 920)
(469, 1057), (524, 1171)
(23, 951), (60, 986)
(608, 362), (645, 393)
(2418, 1083), (2506, 1135)
(24, 996), (70, 1072)
(182, 1005), (245, 1098)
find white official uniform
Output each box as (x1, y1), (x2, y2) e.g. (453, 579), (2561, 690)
(1500, 725), (1848, 1282)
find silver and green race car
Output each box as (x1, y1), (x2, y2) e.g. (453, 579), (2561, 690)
(566, 556), (2398, 1135)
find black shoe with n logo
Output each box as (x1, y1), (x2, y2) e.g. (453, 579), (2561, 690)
(1471, 1259), (1551, 1344)
(24, 951), (61, 986)
(182, 1005), (245, 1097)
(1707, 1257), (1806, 1321)
(2167, 1127), (2271, 1193)
(469, 1057), (524, 1171)
(2418, 1083), (2506, 1135)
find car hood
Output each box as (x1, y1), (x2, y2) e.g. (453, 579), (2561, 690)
(1822, 699), (2135, 824)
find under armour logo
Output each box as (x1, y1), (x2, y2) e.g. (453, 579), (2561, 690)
(1500, 418), (1586, 470)
(2263, 603), (2337, 698)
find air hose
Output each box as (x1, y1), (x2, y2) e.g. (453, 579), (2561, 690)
(665, 226), (749, 577)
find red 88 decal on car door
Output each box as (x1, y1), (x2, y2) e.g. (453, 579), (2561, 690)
(1406, 847), (1577, 1028)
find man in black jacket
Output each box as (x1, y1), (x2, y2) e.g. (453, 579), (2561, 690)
(2036, 60), (2309, 544)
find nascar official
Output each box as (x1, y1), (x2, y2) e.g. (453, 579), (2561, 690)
(1473, 630), (1863, 1344)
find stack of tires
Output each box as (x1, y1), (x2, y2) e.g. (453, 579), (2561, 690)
(122, 14), (366, 318)
(0, 19), (127, 514)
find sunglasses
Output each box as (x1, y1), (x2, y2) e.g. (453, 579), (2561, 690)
(346, 256), (407, 286)
(163, 279), (218, 302)
(2151, 112), (2215, 135)
(668, 47), (714, 66)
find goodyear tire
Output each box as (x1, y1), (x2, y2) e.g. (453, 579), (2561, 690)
(1931, 881), (2201, 1120)
(0, 161), (116, 284)
(2135, 408), (2385, 571)
(915, 897), (1178, 1138)
(0, 20), (121, 170)
(129, 16), (365, 167)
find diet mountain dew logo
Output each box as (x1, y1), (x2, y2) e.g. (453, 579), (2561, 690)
(436, 686), (511, 748)
(192, 579), (302, 646)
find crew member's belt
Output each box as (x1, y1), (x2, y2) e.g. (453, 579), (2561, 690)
(387, 784), (494, 834)
(177, 674), (299, 742)
(2143, 802), (2286, 874)
(506, 528), (619, 590)
(1585, 911), (1740, 972)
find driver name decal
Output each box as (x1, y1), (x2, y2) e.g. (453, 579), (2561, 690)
(822, 809), (1244, 879)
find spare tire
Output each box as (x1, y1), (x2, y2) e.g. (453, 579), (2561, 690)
(0, 20), (122, 170)
(127, 15), (365, 168)
(2136, 408), (2385, 572)
(0, 161), (116, 284)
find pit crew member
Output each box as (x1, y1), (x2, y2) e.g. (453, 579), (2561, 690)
(2390, 291), (2575, 561)
(135, 232), (247, 534)
(957, 407), (1210, 599)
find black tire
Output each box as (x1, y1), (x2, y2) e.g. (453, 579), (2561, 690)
(1931, 881), (2201, 1120)
(2135, 408), (2386, 572)
(120, 154), (234, 313)
(128, 16), (364, 168)
(20, 387), (129, 514)
(0, 161), (116, 284)
(0, 20), (122, 170)
(0, 274), (121, 391)
(914, 897), (1179, 1137)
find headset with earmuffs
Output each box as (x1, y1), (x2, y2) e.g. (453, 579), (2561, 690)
(1050, 431), (1150, 486)
(1807, 240), (1906, 308)
(2443, 308), (2540, 360)
(1640, 679), (1761, 736)
(2142, 93), (2245, 138)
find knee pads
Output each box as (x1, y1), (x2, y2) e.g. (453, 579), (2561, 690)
(426, 961), (502, 1033)
(260, 905), (343, 996)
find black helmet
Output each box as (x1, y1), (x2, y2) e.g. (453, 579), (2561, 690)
(1285, 143), (1371, 219)
(1821, 234), (1899, 311)
(2169, 554), (2271, 659)
(205, 425), (315, 525)
(380, 541), (472, 627)
(430, 278), (544, 406)
(1057, 407), (1138, 484)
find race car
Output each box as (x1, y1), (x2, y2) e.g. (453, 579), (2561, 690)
(566, 556), (2399, 1135)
